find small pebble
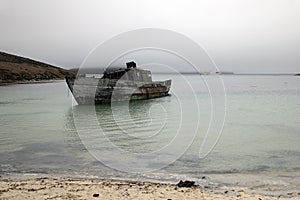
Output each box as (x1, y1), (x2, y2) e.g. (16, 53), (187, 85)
(93, 193), (99, 197)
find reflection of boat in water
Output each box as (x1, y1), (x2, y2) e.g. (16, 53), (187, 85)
(66, 61), (172, 104)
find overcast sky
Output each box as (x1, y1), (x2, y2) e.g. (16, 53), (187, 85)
(1, 0), (299, 73)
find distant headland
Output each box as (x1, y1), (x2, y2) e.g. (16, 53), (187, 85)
(0, 51), (75, 84)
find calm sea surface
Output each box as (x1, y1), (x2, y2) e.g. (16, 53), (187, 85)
(0, 75), (299, 191)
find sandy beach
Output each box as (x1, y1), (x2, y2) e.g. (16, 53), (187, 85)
(0, 176), (299, 200)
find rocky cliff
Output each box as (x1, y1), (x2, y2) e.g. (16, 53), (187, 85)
(0, 51), (75, 84)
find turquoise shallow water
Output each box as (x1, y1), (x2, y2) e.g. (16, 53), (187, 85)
(0, 75), (299, 190)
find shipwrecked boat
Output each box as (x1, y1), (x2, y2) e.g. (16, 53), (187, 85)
(66, 61), (172, 104)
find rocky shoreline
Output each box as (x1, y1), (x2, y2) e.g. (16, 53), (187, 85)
(0, 175), (299, 200)
(0, 178), (299, 200)
(0, 79), (65, 86)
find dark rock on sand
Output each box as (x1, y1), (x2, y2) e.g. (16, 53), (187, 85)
(176, 180), (195, 188)
(93, 193), (99, 197)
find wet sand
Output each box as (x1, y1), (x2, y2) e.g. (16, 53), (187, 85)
(0, 176), (299, 200)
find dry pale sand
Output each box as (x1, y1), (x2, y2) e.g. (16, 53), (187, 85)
(0, 177), (299, 200)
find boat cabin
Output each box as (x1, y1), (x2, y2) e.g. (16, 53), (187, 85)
(102, 62), (152, 82)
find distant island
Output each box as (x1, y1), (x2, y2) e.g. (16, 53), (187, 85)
(70, 67), (234, 75)
(0, 51), (75, 84)
(295, 73), (300, 76)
